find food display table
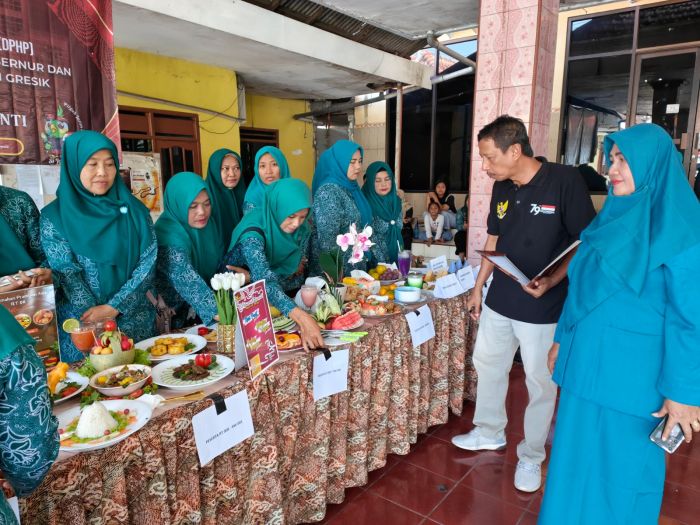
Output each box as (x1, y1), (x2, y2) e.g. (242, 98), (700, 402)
(22, 294), (477, 525)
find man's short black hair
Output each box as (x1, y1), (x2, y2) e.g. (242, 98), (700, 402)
(477, 115), (534, 157)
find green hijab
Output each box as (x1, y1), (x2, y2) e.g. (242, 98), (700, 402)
(561, 123), (700, 330)
(0, 304), (35, 360)
(41, 130), (152, 302)
(155, 172), (223, 283)
(204, 148), (247, 248)
(362, 161), (403, 261)
(229, 178), (311, 276)
(243, 146), (291, 210)
(0, 194), (35, 274)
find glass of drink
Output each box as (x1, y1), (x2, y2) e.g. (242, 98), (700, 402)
(300, 285), (319, 311)
(398, 250), (412, 277)
(69, 321), (98, 355)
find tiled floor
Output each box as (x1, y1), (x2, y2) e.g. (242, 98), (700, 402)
(314, 364), (699, 524)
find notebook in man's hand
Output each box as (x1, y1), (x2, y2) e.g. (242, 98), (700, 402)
(477, 240), (581, 286)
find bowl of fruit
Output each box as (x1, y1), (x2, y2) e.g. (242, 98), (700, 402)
(89, 320), (136, 372)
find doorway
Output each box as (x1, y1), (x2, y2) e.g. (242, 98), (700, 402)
(631, 47), (700, 186)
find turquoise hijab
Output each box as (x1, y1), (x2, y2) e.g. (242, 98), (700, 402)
(561, 123), (700, 329)
(0, 304), (35, 360)
(362, 161), (403, 261)
(155, 172), (223, 283)
(0, 215), (35, 276)
(311, 140), (373, 227)
(229, 178), (312, 276)
(204, 148), (246, 248)
(42, 130), (152, 302)
(243, 146), (291, 210)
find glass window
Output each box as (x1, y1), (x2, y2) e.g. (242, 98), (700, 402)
(638, 0), (700, 48)
(437, 40), (477, 73)
(410, 47), (438, 74)
(569, 11), (634, 57)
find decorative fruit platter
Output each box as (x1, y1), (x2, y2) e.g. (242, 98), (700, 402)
(275, 331), (304, 352)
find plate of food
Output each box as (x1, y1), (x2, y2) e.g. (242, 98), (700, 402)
(134, 334), (206, 362)
(89, 364), (151, 397)
(52, 371), (89, 404)
(275, 331), (304, 352)
(185, 324), (218, 343)
(14, 313), (31, 329)
(57, 399), (152, 452)
(151, 353), (234, 391)
(357, 299), (403, 318)
(33, 308), (54, 326)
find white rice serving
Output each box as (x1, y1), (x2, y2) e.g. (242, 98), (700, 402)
(75, 401), (118, 439)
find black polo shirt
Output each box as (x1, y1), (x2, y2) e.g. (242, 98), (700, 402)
(485, 161), (596, 324)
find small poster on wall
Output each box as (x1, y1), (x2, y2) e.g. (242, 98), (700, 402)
(120, 152), (164, 219)
(0, 284), (60, 369)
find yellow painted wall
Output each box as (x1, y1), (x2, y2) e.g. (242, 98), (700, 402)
(244, 94), (315, 185)
(115, 48), (240, 173)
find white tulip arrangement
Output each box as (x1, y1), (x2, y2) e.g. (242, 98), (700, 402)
(210, 272), (246, 325)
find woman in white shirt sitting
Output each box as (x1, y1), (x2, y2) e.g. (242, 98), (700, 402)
(417, 201), (453, 246)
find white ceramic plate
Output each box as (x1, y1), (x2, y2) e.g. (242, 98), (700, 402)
(58, 400), (152, 452)
(185, 324), (219, 343)
(134, 333), (207, 362)
(52, 371), (89, 405)
(151, 354), (235, 391)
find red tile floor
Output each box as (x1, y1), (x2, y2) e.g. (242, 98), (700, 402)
(312, 364), (700, 525)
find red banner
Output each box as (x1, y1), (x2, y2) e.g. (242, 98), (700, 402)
(0, 0), (118, 164)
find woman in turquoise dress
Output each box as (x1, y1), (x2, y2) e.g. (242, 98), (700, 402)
(362, 161), (403, 264)
(242, 146), (290, 215)
(310, 140), (373, 273)
(539, 124), (700, 524)
(41, 131), (156, 362)
(155, 172), (224, 328)
(222, 178), (323, 350)
(0, 186), (52, 291)
(204, 148), (247, 249)
(0, 305), (59, 525)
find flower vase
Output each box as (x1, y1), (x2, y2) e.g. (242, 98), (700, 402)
(216, 324), (236, 355)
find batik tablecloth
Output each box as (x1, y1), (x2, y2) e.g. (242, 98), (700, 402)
(22, 294), (477, 524)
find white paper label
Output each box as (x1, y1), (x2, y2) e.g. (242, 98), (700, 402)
(428, 255), (448, 274)
(192, 389), (255, 466)
(313, 349), (349, 401)
(8, 496), (20, 523)
(457, 265), (476, 291)
(434, 273), (465, 298)
(405, 304), (435, 347)
(666, 103), (679, 114)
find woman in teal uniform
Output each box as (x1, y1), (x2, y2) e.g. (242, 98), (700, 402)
(539, 124), (700, 524)
(155, 172), (223, 328)
(0, 305), (59, 525)
(361, 161), (403, 264)
(310, 140), (373, 273)
(222, 178), (323, 350)
(242, 146), (291, 215)
(204, 148), (247, 249)
(0, 186), (52, 290)
(41, 131), (156, 362)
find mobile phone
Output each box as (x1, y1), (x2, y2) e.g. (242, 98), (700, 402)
(649, 416), (684, 454)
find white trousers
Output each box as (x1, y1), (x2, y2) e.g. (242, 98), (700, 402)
(472, 305), (557, 464)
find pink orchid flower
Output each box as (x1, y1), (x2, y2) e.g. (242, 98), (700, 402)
(336, 233), (354, 251)
(348, 245), (365, 264)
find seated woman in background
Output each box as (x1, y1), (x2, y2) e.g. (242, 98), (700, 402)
(222, 178), (323, 350)
(242, 146), (290, 215)
(41, 131), (156, 362)
(362, 161), (403, 264)
(310, 140), (373, 273)
(155, 172), (223, 328)
(425, 179), (457, 229)
(453, 195), (469, 261)
(204, 148), (247, 249)
(417, 201), (453, 246)
(0, 186), (52, 292)
(0, 305), (58, 525)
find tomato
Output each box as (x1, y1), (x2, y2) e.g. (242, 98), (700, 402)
(104, 320), (117, 332)
(197, 326), (209, 336)
(195, 354), (212, 368)
(61, 386), (78, 398)
(127, 389), (143, 400)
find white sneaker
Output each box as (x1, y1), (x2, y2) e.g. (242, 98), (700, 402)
(514, 460), (541, 492)
(451, 428), (507, 451)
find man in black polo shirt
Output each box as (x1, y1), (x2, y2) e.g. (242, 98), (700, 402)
(452, 116), (595, 492)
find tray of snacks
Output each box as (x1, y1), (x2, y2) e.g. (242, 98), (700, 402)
(134, 334), (206, 362)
